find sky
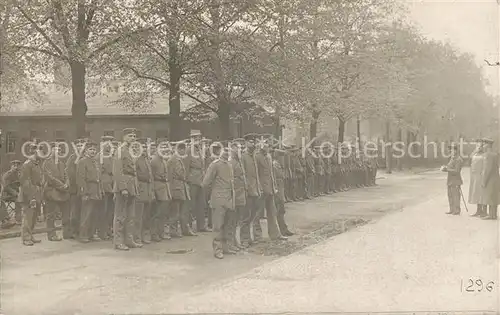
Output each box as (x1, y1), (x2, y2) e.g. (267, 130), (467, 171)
(406, 0), (499, 96)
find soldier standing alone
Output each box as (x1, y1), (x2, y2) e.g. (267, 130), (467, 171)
(440, 143), (463, 215)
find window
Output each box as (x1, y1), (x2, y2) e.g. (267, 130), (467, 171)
(104, 130), (115, 137)
(6, 131), (16, 154)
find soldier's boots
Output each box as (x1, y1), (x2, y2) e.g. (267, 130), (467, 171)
(48, 235), (62, 242)
(126, 241), (143, 248)
(151, 235), (162, 242)
(115, 244), (130, 251)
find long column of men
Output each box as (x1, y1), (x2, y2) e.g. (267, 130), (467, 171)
(9, 130), (378, 259)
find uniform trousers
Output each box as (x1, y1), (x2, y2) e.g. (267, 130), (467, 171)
(187, 184), (206, 231)
(240, 195), (260, 243)
(135, 201), (152, 242)
(102, 192), (114, 238)
(69, 194), (82, 238)
(169, 199), (184, 235)
(212, 205), (233, 253)
(261, 193), (282, 240)
(447, 185), (461, 214)
(151, 200), (168, 239)
(21, 202), (40, 242)
(275, 198), (289, 234)
(226, 205), (244, 247)
(44, 200), (70, 239)
(80, 199), (100, 240)
(113, 193), (136, 246)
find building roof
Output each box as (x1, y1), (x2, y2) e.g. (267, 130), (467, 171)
(1, 84), (197, 117)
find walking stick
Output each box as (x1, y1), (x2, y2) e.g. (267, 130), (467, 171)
(459, 186), (469, 212)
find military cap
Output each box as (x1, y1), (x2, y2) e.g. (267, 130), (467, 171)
(273, 148), (286, 155)
(49, 141), (64, 148)
(101, 136), (115, 142)
(156, 137), (169, 144)
(122, 128), (138, 136)
(10, 160), (22, 165)
(170, 140), (187, 149)
(200, 137), (212, 143)
(232, 137), (245, 144)
(481, 138), (494, 145)
(190, 130), (202, 137)
(73, 138), (88, 144)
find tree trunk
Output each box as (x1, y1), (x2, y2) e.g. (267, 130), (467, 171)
(168, 39), (182, 141)
(337, 116), (345, 143)
(385, 120), (392, 174)
(218, 100), (231, 140)
(275, 105), (282, 139)
(396, 127), (403, 171)
(310, 109), (320, 140)
(70, 60), (87, 138)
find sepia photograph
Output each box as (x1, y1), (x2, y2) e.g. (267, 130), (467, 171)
(0, 0), (499, 314)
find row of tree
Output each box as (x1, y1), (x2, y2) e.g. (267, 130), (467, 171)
(1, 0), (495, 141)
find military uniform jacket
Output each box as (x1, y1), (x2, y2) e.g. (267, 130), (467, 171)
(202, 159), (235, 210)
(113, 145), (138, 196)
(255, 151), (276, 195)
(315, 156), (325, 176)
(167, 154), (189, 201)
(323, 157), (332, 174)
(306, 155), (315, 176)
(77, 157), (103, 200)
(151, 155), (171, 201)
(18, 158), (43, 203)
(242, 151), (260, 197)
(445, 155), (463, 187)
(230, 156), (247, 206)
(185, 150), (205, 186)
(136, 155), (155, 203)
(481, 152), (499, 205)
(101, 155), (114, 193)
(273, 159), (286, 203)
(1, 169), (20, 199)
(291, 155), (303, 178)
(43, 158), (69, 202)
(66, 154), (80, 194)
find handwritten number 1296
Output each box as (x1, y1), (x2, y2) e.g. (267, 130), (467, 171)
(461, 279), (495, 292)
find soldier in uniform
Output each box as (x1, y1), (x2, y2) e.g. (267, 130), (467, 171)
(167, 141), (194, 237)
(290, 147), (304, 200)
(479, 138), (499, 220)
(113, 128), (141, 250)
(202, 138), (214, 230)
(240, 133), (262, 247)
(323, 146), (332, 194)
(255, 140), (287, 241)
(77, 141), (103, 242)
(135, 138), (155, 244)
(305, 150), (315, 199)
(283, 147), (292, 202)
(42, 142), (70, 241)
(185, 132), (209, 232)
(151, 139), (172, 241)
(272, 148), (293, 236)
(19, 143), (44, 246)
(202, 146), (235, 259)
(314, 146), (325, 196)
(228, 139), (247, 251)
(66, 138), (88, 239)
(1, 160), (22, 227)
(100, 136), (116, 240)
(440, 143), (463, 215)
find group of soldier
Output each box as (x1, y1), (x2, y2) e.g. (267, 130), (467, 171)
(441, 138), (498, 220)
(0, 128), (379, 259)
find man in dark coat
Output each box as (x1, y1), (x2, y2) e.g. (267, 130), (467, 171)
(480, 138), (498, 220)
(441, 143), (464, 215)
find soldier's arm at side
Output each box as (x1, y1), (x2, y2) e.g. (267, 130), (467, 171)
(202, 161), (217, 189)
(482, 154), (494, 187)
(76, 160), (88, 196)
(20, 162), (34, 200)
